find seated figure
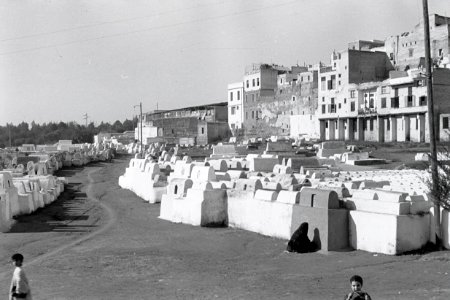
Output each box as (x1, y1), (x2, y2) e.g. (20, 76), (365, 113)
(286, 222), (315, 253)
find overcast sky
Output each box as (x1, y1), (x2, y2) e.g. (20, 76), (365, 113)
(1, 0), (449, 126)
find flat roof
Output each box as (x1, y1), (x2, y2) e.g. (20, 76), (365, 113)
(145, 102), (227, 115)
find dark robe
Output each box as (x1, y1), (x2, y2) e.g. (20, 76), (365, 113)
(286, 222), (315, 253)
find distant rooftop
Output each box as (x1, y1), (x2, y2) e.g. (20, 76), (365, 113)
(145, 102), (227, 115)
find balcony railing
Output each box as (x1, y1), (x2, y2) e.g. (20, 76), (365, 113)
(358, 107), (377, 115)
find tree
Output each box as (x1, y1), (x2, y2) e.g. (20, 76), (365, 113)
(426, 140), (450, 250)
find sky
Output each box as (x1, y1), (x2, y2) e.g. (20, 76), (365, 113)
(1, 0), (450, 126)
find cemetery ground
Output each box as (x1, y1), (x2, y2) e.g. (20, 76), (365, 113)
(0, 147), (449, 299)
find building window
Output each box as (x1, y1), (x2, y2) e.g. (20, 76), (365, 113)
(251, 111), (254, 119)
(406, 95), (414, 107)
(409, 48), (414, 57)
(237, 91), (240, 100)
(246, 112), (248, 119)
(291, 111), (293, 115)
(419, 96), (427, 106)
(350, 90), (356, 98)
(443, 117), (449, 129)
(245, 95), (248, 102)
(230, 92), (233, 101)
(322, 105), (326, 114)
(344, 98), (347, 104)
(439, 49), (443, 57)
(252, 78), (255, 87)
(246, 80), (249, 88)
(391, 97), (399, 108)
(171, 129), (174, 134)
(350, 102), (355, 112)
(387, 119), (390, 131)
(338, 103), (341, 109)
(389, 53), (394, 60)
(257, 78), (260, 86)
(252, 94), (255, 101)
(292, 96), (296, 101)
(321, 77), (326, 90)
(328, 75), (336, 90)
(330, 98), (336, 113)
(381, 86), (389, 94)
(369, 94), (375, 109)
(381, 97), (386, 108)
(370, 119), (374, 131)
(201, 127), (204, 134)
(231, 107), (236, 115)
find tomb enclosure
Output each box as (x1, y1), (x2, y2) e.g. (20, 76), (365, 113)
(159, 165), (227, 227)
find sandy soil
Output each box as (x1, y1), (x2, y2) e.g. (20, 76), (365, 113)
(1, 154), (450, 299)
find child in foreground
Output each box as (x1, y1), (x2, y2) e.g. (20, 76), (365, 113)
(10, 253), (32, 300)
(345, 275), (371, 300)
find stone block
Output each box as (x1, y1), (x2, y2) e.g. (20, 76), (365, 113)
(321, 141), (346, 149)
(276, 190), (300, 204)
(261, 182), (282, 192)
(248, 157), (279, 172)
(190, 166), (217, 182)
(299, 188), (340, 209)
(226, 160), (243, 170)
(342, 152), (369, 162)
(286, 157), (320, 172)
(359, 180), (390, 189)
(160, 189), (227, 227)
(349, 211), (430, 255)
(265, 142), (292, 152)
(215, 172), (231, 181)
(254, 190), (278, 201)
(371, 189), (408, 203)
(212, 145), (237, 156)
(272, 164), (293, 175)
(227, 170), (246, 180)
(167, 178), (193, 198)
(208, 160), (228, 172)
(234, 179), (263, 192)
(345, 198), (411, 215)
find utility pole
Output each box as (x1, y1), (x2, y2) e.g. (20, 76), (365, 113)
(83, 113), (89, 127)
(8, 123), (11, 148)
(134, 102), (143, 155)
(140, 102), (143, 154)
(423, 0), (440, 246)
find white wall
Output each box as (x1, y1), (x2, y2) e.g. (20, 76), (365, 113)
(290, 114), (320, 139)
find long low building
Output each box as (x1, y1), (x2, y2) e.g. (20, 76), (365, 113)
(137, 102), (231, 146)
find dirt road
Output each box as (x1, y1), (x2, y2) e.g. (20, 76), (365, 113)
(1, 155), (450, 299)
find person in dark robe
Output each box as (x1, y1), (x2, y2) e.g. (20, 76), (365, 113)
(286, 222), (315, 253)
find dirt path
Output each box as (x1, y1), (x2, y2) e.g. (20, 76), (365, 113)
(1, 155), (450, 299)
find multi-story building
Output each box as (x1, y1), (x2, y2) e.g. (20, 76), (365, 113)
(228, 63), (319, 138)
(139, 102), (230, 145)
(318, 49), (395, 140)
(317, 14), (450, 143)
(227, 82), (244, 134)
(318, 50), (450, 143)
(385, 14), (450, 71)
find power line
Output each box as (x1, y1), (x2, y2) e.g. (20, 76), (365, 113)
(0, 1), (226, 43)
(0, 0), (298, 57)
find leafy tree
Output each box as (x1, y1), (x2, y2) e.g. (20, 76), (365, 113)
(0, 118), (134, 146)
